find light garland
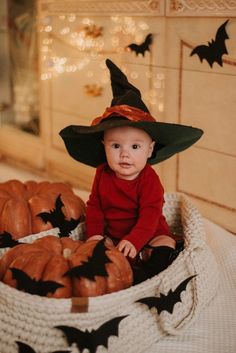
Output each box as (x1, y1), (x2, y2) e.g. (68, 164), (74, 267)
(40, 14), (165, 111)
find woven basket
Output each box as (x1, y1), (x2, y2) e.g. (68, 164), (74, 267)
(0, 193), (219, 353)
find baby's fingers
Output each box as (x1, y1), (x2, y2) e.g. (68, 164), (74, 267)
(128, 246), (137, 258)
(117, 241), (137, 258)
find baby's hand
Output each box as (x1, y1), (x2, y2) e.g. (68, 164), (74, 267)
(117, 240), (137, 258)
(86, 235), (104, 242)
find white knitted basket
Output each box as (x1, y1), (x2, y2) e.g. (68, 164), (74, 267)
(0, 193), (219, 353)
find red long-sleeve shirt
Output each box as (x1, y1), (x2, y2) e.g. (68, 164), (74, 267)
(86, 163), (170, 253)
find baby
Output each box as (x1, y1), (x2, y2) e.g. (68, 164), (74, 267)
(60, 59), (203, 279)
(86, 124), (175, 262)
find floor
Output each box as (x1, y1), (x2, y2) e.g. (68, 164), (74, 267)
(0, 161), (90, 202)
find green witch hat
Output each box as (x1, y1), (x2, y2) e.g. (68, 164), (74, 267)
(60, 59), (203, 167)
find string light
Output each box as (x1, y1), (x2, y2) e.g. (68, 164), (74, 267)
(130, 71), (138, 79)
(44, 25), (52, 32)
(60, 27), (70, 35)
(68, 14), (76, 22)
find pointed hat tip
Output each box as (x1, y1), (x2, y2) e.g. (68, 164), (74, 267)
(105, 58), (120, 73)
(105, 58), (113, 67)
(105, 58), (149, 112)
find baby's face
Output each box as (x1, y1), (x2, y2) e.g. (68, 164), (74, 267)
(103, 125), (155, 180)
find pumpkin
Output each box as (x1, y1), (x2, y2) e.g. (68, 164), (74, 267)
(0, 236), (133, 298)
(0, 180), (85, 239)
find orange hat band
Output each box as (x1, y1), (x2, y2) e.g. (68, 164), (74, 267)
(91, 104), (156, 126)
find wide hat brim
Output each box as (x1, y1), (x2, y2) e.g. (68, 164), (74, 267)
(60, 118), (203, 168)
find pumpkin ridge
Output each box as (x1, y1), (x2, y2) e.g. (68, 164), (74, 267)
(6, 180), (27, 199)
(1, 199), (32, 239)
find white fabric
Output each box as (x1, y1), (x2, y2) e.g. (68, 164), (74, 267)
(148, 218), (236, 353)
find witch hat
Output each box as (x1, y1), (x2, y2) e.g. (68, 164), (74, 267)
(60, 59), (203, 167)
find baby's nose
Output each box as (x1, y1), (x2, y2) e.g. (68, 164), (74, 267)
(120, 147), (130, 158)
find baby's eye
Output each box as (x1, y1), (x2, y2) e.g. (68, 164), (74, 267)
(111, 143), (120, 149)
(132, 144), (140, 149)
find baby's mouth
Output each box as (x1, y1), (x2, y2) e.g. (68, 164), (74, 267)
(119, 162), (132, 168)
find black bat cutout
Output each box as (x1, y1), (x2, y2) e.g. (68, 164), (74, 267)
(10, 268), (64, 296)
(0, 231), (19, 248)
(64, 240), (112, 281)
(56, 315), (128, 353)
(190, 20), (229, 67)
(136, 275), (197, 314)
(37, 194), (80, 237)
(16, 340), (70, 353)
(127, 33), (153, 56)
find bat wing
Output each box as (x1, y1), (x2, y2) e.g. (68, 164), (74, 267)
(162, 274), (197, 314)
(15, 341), (36, 353)
(213, 19), (229, 65)
(56, 316), (127, 353)
(11, 268), (64, 296)
(127, 43), (140, 55)
(37, 211), (55, 225)
(136, 33), (153, 56)
(190, 45), (215, 66)
(49, 194), (66, 226)
(64, 264), (90, 279)
(55, 325), (89, 352)
(137, 296), (159, 310)
(190, 44), (209, 60)
(65, 240), (112, 280)
(0, 231), (19, 248)
(91, 315), (128, 350)
(58, 217), (80, 237)
(137, 275), (196, 314)
(37, 279), (64, 296)
(215, 19), (229, 54)
(11, 268), (35, 292)
(16, 340), (71, 353)
(142, 33), (153, 52)
(91, 240), (112, 268)
(55, 194), (64, 216)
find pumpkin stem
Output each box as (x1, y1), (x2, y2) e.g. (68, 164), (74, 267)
(63, 248), (72, 259)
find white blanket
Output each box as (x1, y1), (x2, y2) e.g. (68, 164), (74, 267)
(148, 219), (236, 353)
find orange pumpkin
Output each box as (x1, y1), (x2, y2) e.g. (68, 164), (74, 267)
(0, 180), (85, 239)
(0, 236), (133, 298)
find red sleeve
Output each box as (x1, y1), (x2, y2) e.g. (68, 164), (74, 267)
(123, 167), (168, 253)
(85, 165), (105, 238)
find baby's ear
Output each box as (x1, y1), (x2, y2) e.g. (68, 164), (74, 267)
(148, 141), (155, 158)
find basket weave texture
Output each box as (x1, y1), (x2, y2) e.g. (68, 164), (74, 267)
(0, 193), (219, 353)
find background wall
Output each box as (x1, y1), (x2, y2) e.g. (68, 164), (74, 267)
(38, 0), (236, 233)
